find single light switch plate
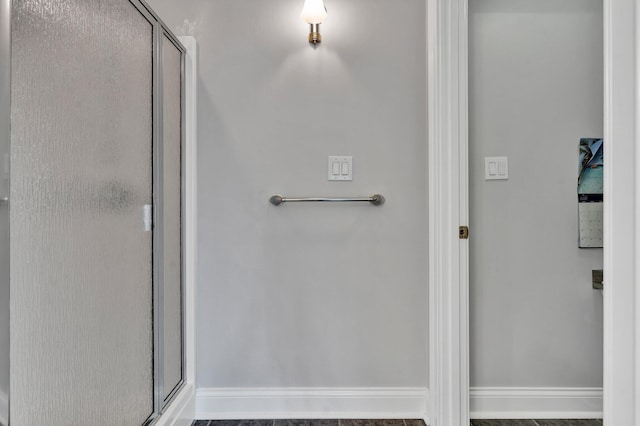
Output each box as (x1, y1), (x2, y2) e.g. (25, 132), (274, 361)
(485, 157), (509, 180)
(328, 156), (353, 181)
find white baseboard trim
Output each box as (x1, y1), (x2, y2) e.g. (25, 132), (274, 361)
(196, 387), (429, 420)
(470, 387), (603, 419)
(0, 389), (7, 426)
(154, 383), (196, 426)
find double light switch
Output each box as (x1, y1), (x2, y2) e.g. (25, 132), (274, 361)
(485, 157), (509, 180)
(328, 156), (353, 181)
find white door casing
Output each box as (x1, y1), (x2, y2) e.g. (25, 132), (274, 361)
(427, 0), (469, 424)
(427, 0), (639, 425)
(602, 0), (638, 424)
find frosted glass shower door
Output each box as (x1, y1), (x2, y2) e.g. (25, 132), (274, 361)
(10, 0), (154, 424)
(0, 1), (9, 425)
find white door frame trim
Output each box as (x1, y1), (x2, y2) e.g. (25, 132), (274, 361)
(427, 0), (638, 424)
(427, 0), (469, 424)
(602, 0), (638, 424)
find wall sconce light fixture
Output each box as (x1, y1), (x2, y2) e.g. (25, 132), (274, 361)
(300, 0), (327, 44)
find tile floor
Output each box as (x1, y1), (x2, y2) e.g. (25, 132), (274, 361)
(470, 421), (602, 426)
(192, 420), (425, 426)
(191, 419), (602, 426)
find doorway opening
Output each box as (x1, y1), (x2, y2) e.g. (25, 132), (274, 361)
(467, 0), (604, 421)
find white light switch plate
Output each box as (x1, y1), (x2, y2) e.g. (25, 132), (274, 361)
(485, 157), (509, 180)
(328, 156), (353, 181)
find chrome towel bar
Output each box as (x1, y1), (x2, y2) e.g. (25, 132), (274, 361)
(269, 194), (385, 206)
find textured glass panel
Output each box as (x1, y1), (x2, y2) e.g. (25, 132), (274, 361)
(162, 35), (183, 400)
(10, 1), (153, 424)
(0, 1), (9, 423)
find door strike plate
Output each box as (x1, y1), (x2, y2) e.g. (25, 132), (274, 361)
(459, 226), (469, 239)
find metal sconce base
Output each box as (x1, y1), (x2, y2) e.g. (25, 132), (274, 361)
(308, 23), (321, 44)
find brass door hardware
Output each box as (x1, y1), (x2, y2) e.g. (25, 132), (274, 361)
(459, 226), (469, 239)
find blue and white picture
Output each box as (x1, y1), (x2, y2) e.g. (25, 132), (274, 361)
(578, 138), (603, 248)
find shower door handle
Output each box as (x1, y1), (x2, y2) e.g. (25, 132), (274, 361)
(0, 197), (7, 202)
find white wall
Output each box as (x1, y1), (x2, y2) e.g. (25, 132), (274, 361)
(147, 0), (428, 390)
(469, 0), (603, 390)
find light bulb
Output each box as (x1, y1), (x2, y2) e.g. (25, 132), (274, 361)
(300, 0), (327, 24)
(300, 0), (327, 44)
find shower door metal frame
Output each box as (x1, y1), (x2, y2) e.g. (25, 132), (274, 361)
(150, 17), (187, 414)
(0, 0), (9, 424)
(131, 0), (187, 423)
(158, 25), (187, 410)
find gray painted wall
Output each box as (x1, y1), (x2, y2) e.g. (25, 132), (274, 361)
(469, 0), (604, 387)
(147, 0), (429, 388)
